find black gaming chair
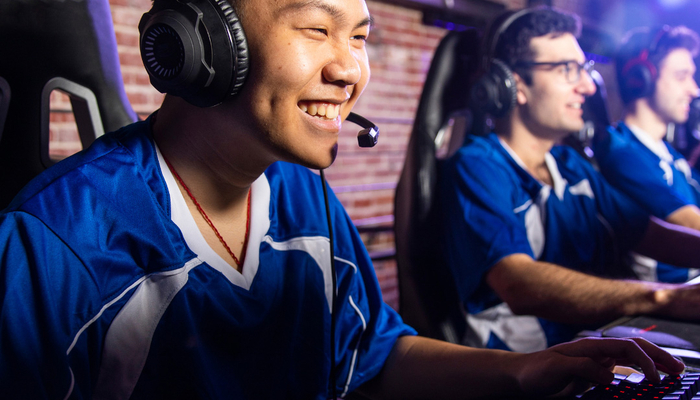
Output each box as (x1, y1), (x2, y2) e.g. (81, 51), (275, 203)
(0, 0), (138, 209)
(562, 69), (611, 166)
(394, 29), (484, 342)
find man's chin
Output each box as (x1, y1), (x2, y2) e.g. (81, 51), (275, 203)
(293, 144), (338, 170)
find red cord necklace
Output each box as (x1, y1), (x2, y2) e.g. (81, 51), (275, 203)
(163, 155), (251, 269)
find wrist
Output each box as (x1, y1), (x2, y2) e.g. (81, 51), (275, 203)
(620, 281), (673, 316)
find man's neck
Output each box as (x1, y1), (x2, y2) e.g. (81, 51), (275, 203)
(152, 96), (271, 212)
(623, 100), (668, 142)
(496, 123), (556, 186)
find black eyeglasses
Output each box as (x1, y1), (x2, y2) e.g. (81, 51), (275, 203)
(514, 60), (595, 83)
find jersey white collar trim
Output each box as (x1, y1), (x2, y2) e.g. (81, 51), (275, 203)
(498, 137), (568, 200)
(155, 143), (271, 290)
(627, 123), (674, 163)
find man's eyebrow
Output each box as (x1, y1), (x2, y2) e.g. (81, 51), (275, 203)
(276, 0), (374, 30)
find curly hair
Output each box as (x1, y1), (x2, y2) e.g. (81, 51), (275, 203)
(489, 7), (581, 85)
(616, 25), (700, 105)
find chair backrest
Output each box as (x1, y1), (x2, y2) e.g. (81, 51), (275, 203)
(0, 0), (138, 209)
(394, 29), (483, 342)
(0, 76), (9, 144)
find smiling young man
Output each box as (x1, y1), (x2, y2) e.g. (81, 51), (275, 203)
(593, 26), (700, 283)
(0, 1), (688, 399)
(440, 7), (700, 354)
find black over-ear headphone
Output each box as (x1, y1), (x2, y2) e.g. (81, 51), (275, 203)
(620, 25), (671, 101)
(470, 8), (534, 118)
(138, 0), (249, 108)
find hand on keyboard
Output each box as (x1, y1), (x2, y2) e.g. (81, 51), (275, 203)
(513, 337), (685, 398)
(579, 371), (700, 399)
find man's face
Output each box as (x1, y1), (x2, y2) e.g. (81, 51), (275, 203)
(515, 33), (596, 140)
(651, 48), (698, 125)
(230, 0), (371, 169)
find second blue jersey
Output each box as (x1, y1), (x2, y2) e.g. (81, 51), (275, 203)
(594, 122), (700, 283)
(439, 133), (648, 351)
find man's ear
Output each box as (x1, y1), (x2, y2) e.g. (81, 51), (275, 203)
(514, 72), (528, 105)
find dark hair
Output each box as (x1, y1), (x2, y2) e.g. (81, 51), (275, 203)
(616, 25), (700, 105)
(490, 7), (581, 84)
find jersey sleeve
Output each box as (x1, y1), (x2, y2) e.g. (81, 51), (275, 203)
(595, 126), (692, 219)
(328, 190), (416, 396)
(438, 147), (534, 311)
(0, 211), (98, 399)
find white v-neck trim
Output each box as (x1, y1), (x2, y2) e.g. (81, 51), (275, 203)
(498, 137), (568, 199)
(155, 143), (270, 290)
(627, 123), (674, 163)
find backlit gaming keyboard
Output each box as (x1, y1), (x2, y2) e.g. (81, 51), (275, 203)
(579, 372), (700, 399)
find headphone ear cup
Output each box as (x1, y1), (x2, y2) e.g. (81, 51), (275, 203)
(470, 59), (517, 118)
(139, 0), (249, 107)
(621, 53), (657, 101)
(214, 0), (248, 97)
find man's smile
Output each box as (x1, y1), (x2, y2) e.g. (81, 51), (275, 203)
(298, 101), (341, 120)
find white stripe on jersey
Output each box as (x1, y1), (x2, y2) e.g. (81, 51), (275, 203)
(93, 258), (202, 400)
(342, 295), (367, 397)
(263, 235), (334, 310)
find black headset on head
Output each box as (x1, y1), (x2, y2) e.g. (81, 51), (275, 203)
(470, 8), (535, 118)
(138, 0), (378, 146)
(620, 25), (671, 101)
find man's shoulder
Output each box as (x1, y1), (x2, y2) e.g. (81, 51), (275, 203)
(550, 144), (600, 178)
(599, 122), (641, 152)
(1, 120), (171, 247)
(5, 120), (155, 213)
(448, 134), (509, 170)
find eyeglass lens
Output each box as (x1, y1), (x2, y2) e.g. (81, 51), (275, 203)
(566, 61), (594, 83)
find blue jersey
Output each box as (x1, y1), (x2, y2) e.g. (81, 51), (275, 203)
(439, 133), (647, 352)
(0, 118), (415, 399)
(594, 122), (700, 283)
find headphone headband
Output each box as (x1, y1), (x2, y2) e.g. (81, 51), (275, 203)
(648, 25), (671, 56)
(484, 8), (535, 69)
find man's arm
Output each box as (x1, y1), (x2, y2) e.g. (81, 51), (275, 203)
(358, 335), (684, 399)
(635, 215), (700, 269)
(665, 204), (700, 232)
(485, 253), (700, 324)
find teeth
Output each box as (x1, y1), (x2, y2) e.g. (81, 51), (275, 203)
(299, 102), (340, 120)
(570, 103), (581, 109)
(326, 104), (339, 119)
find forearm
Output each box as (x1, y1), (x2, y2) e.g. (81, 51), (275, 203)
(358, 335), (523, 400)
(635, 215), (700, 268)
(487, 254), (664, 324)
(357, 335), (686, 400)
(665, 205), (700, 233)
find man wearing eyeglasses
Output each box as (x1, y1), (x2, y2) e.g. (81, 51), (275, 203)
(438, 7), (700, 352)
(593, 26), (700, 283)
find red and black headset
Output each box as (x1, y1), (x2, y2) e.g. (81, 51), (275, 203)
(619, 25), (671, 101)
